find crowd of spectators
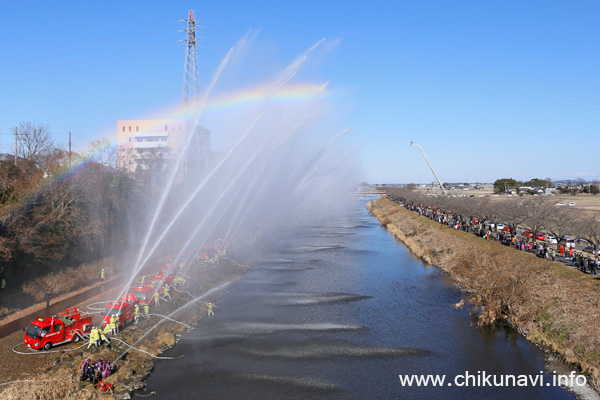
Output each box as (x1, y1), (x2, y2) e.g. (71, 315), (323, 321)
(386, 194), (599, 276)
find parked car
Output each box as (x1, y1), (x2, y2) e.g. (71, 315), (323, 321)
(568, 202), (576, 206)
(522, 230), (533, 238)
(503, 226), (512, 232)
(583, 245), (596, 253)
(536, 233), (545, 241)
(555, 202), (566, 206)
(496, 223), (505, 231)
(563, 238), (576, 249)
(544, 235), (558, 244)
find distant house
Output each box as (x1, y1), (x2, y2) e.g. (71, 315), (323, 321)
(0, 153), (17, 163)
(506, 186), (518, 194)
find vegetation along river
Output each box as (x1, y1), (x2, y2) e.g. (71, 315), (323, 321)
(142, 196), (578, 399)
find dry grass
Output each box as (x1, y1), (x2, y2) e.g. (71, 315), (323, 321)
(21, 258), (119, 302)
(369, 197), (600, 389)
(0, 376), (88, 400)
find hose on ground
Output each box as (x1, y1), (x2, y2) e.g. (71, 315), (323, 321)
(147, 313), (192, 328)
(12, 341), (88, 355)
(221, 257), (252, 269)
(110, 337), (181, 361)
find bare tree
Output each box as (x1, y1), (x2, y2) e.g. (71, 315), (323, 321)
(543, 206), (578, 246)
(87, 138), (118, 169)
(16, 121), (54, 163)
(577, 211), (600, 253)
(37, 147), (69, 178)
(521, 197), (553, 239)
(497, 200), (527, 235)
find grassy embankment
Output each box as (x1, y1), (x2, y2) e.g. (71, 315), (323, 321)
(0, 258), (247, 400)
(369, 197), (600, 390)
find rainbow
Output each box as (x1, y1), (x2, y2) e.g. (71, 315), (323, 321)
(151, 81), (332, 121)
(41, 81), (332, 187)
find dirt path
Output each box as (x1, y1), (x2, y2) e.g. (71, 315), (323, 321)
(0, 281), (126, 386)
(0, 257), (249, 399)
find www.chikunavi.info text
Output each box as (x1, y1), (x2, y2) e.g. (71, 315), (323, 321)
(399, 371), (586, 387)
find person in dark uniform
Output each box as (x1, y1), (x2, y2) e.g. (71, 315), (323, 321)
(46, 289), (51, 308)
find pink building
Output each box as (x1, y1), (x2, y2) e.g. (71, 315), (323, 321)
(117, 119), (210, 173)
(117, 119), (186, 172)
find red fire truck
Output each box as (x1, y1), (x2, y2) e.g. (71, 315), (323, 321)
(132, 284), (158, 305)
(101, 294), (138, 328)
(24, 307), (92, 350)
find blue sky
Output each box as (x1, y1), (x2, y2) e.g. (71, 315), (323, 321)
(1, 1), (598, 183)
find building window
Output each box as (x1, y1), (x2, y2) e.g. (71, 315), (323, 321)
(129, 126), (131, 132)
(129, 137), (131, 143)
(122, 126), (125, 132)
(165, 125), (168, 131)
(136, 126), (139, 132)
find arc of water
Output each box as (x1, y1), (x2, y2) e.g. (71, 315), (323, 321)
(173, 104), (322, 266)
(128, 33), (250, 291)
(134, 39), (327, 276)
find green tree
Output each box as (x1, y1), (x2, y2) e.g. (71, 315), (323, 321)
(494, 178), (519, 193)
(523, 178), (552, 187)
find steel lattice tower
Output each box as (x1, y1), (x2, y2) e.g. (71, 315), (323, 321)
(182, 9), (200, 108)
(180, 10), (210, 176)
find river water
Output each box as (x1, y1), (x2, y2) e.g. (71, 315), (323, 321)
(143, 196), (578, 399)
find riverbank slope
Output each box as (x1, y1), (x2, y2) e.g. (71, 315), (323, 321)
(368, 197), (600, 391)
(0, 257), (248, 400)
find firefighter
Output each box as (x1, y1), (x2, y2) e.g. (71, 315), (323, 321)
(143, 303), (149, 317)
(214, 254), (219, 264)
(115, 315), (120, 334)
(134, 304), (140, 324)
(83, 362), (95, 383)
(154, 291), (160, 306)
(1, 278), (5, 289)
(81, 358), (91, 376)
(109, 315), (116, 335)
(207, 302), (214, 317)
(99, 328), (109, 344)
(141, 275), (145, 284)
(101, 268), (105, 281)
(102, 359), (111, 379)
(103, 324), (111, 335)
(94, 327), (102, 347)
(163, 284), (171, 300)
(46, 289), (51, 308)
(88, 327), (98, 348)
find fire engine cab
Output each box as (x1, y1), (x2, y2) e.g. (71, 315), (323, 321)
(24, 307), (92, 350)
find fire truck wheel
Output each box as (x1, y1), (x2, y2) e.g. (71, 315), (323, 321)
(73, 334), (81, 343)
(43, 342), (52, 351)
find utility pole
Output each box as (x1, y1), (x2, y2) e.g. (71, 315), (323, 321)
(68, 131), (72, 166)
(13, 127), (18, 166)
(410, 141), (448, 196)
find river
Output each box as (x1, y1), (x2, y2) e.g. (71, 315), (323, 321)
(142, 196), (579, 399)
